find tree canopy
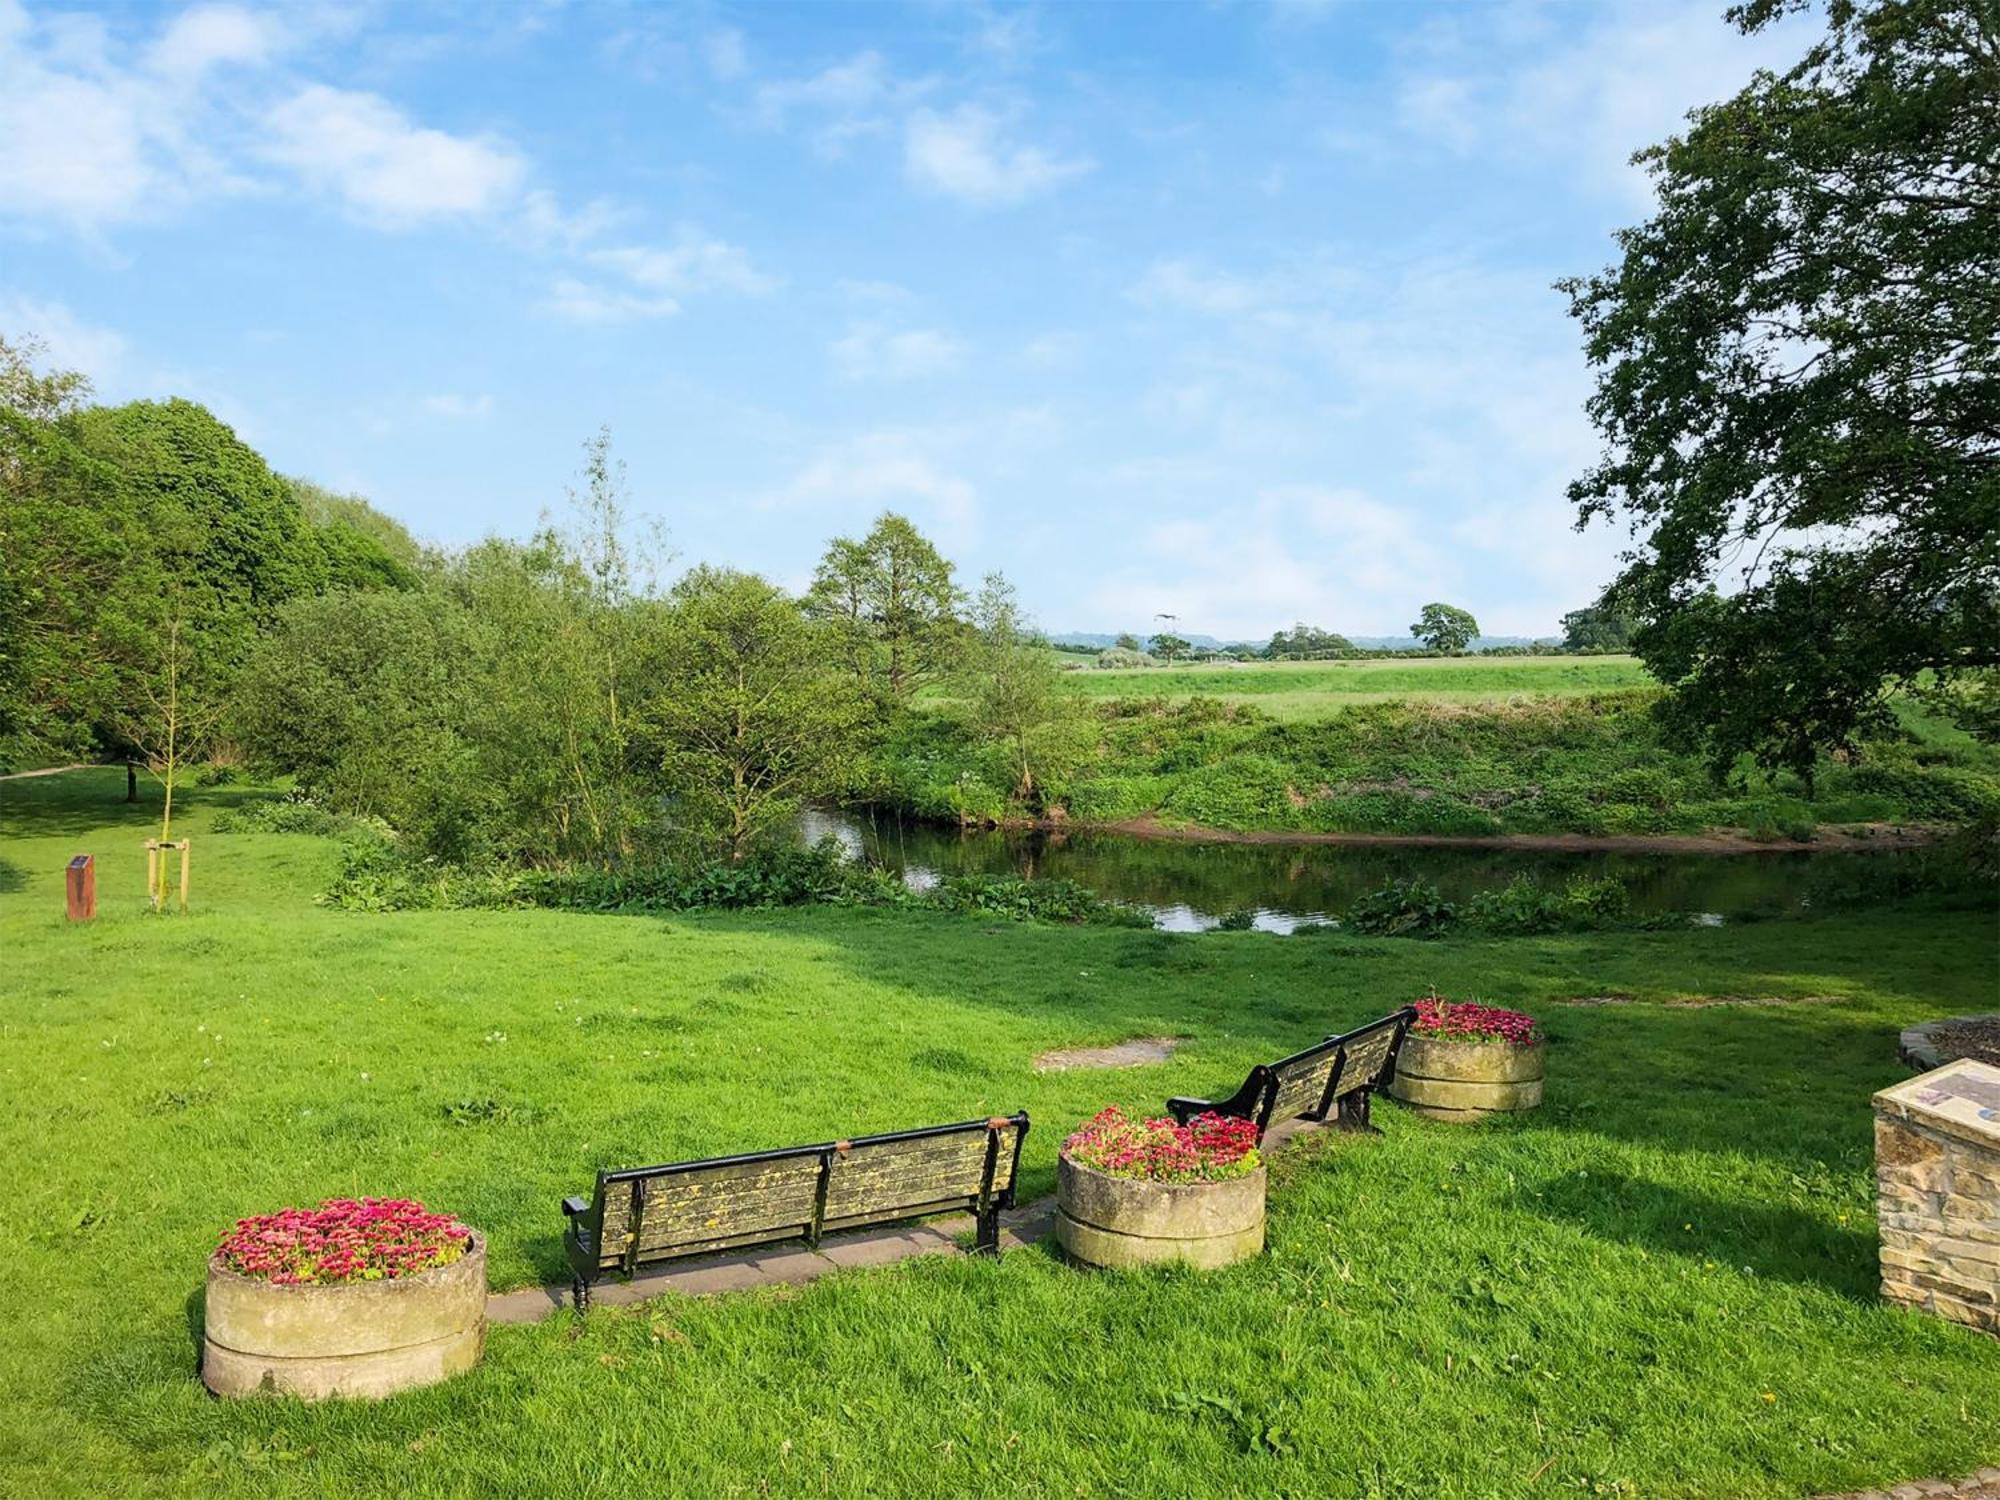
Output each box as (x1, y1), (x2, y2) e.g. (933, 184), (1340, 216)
(805, 511), (965, 705)
(1411, 603), (1479, 654)
(1267, 623), (1355, 658)
(1562, 0), (1998, 774)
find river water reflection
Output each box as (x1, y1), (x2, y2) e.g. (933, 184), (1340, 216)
(799, 810), (1921, 932)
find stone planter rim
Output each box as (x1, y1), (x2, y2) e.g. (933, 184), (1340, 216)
(1056, 1152), (1266, 1199)
(205, 1228), (483, 1292)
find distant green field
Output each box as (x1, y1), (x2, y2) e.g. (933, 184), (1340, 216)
(1045, 654), (1652, 720)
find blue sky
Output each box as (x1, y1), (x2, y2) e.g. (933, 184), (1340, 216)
(0, 0), (1810, 640)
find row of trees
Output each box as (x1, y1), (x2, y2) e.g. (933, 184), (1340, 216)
(3, 343), (1083, 865)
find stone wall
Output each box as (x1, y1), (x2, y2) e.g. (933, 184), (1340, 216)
(1874, 1061), (2000, 1336)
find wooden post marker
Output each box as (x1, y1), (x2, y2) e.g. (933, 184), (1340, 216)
(65, 855), (95, 922)
(143, 839), (191, 914)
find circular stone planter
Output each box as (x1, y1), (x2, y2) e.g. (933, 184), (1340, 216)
(1390, 1035), (1545, 1122)
(202, 1233), (486, 1400)
(1054, 1157), (1265, 1270)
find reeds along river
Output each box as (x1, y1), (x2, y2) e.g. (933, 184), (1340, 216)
(799, 809), (1930, 932)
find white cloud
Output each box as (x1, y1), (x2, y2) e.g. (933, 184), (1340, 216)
(753, 50), (892, 123)
(543, 277), (681, 325)
(422, 392), (493, 418)
(831, 323), (966, 382)
(1391, 0), (1813, 205)
(588, 235), (778, 297)
(762, 431), (981, 552)
(904, 105), (1090, 206)
(148, 4), (278, 79)
(0, 293), (128, 388)
(261, 85), (525, 225)
(704, 28), (747, 82)
(1131, 259), (1265, 317)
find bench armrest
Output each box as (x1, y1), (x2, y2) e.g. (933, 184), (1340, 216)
(1164, 1096), (1212, 1124)
(561, 1196), (590, 1221)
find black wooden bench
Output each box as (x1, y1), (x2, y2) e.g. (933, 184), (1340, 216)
(561, 1112), (1029, 1310)
(1165, 1007), (1416, 1137)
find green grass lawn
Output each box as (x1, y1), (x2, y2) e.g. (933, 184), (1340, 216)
(2, 769), (1997, 1498)
(1046, 655), (1654, 720)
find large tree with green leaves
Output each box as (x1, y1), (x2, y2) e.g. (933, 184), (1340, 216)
(1410, 603), (1479, 654)
(1562, 0), (1998, 776)
(647, 567), (866, 860)
(804, 512), (965, 705)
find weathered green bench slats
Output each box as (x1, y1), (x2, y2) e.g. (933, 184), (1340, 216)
(1165, 1008), (1416, 1137)
(562, 1113), (1029, 1310)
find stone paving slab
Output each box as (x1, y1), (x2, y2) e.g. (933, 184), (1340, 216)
(1817, 1467), (2000, 1500)
(488, 1119), (1330, 1323)
(488, 1198), (1065, 1325)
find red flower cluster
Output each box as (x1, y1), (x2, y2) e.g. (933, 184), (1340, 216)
(1412, 994), (1539, 1046)
(216, 1198), (472, 1285)
(1061, 1106), (1261, 1184)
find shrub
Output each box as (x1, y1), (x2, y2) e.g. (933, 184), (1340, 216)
(1061, 1106), (1260, 1184)
(215, 1198), (473, 1285)
(1411, 994), (1539, 1046)
(926, 874), (1149, 926)
(214, 792), (377, 838)
(1345, 879), (1457, 938)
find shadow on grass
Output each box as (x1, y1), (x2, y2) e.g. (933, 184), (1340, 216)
(0, 856), (23, 893)
(0, 766), (274, 841)
(1513, 1168), (1878, 1299)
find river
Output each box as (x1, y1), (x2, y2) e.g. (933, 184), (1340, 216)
(799, 810), (1922, 932)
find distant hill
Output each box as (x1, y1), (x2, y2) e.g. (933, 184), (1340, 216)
(1052, 632), (1557, 653)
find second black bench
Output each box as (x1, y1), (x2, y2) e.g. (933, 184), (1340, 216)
(1165, 1007), (1416, 1137)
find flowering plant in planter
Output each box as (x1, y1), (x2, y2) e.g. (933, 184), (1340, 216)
(216, 1198), (473, 1285)
(1411, 994), (1540, 1046)
(1061, 1106), (1261, 1184)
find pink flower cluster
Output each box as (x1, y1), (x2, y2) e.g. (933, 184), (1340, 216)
(1061, 1106), (1261, 1184)
(1412, 994), (1540, 1046)
(216, 1198), (471, 1285)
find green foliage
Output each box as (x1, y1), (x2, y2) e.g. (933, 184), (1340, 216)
(1265, 622), (1354, 658)
(867, 688), (2000, 837)
(1410, 602), (1479, 654)
(962, 573), (1092, 810)
(1463, 875), (1632, 935)
(805, 511), (965, 706)
(1148, 631), (1191, 663)
(321, 830), (1142, 926)
(1344, 878), (1458, 938)
(1560, 603), (1636, 653)
(651, 566), (869, 859)
(1562, 0), (2000, 777)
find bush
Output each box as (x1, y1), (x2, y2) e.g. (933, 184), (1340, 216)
(1345, 879), (1457, 938)
(214, 792), (380, 838)
(321, 834), (1147, 927)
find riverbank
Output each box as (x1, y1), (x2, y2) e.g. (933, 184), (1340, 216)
(1059, 813), (1954, 856)
(867, 692), (2000, 841)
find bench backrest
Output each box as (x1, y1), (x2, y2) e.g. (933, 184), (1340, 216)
(582, 1114), (1028, 1273)
(1323, 1009), (1411, 1103)
(1263, 1035), (1347, 1127)
(1244, 1006), (1419, 1132)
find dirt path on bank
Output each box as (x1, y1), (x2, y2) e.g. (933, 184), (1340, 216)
(1049, 814), (1953, 856)
(0, 762), (105, 781)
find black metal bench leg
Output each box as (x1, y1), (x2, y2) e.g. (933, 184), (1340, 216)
(573, 1276), (592, 1313)
(975, 1206), (1000, 1255)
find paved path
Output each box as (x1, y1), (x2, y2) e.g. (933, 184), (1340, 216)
(489, 1114), (1324, 1325)
(1817, 1472), (2000, 1500)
